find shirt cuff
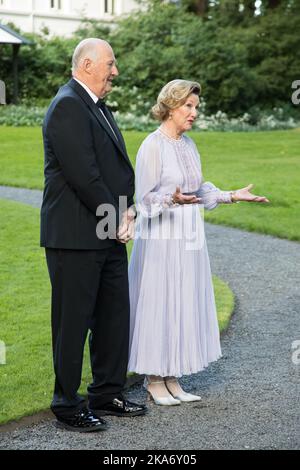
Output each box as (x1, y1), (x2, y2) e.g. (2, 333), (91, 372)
(218, 191), (233, 204)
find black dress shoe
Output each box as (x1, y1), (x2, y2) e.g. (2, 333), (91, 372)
(91, 398), (147, 417)
(55, 407), (108, 432)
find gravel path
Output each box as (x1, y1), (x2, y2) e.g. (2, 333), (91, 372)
(0, 185), (42, 208)
(0, 186), (299, 450)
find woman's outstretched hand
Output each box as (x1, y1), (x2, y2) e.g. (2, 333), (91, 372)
(172, 187), (202, 205)
(232, 184), (269, 203)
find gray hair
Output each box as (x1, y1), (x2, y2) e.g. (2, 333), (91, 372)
(71, 38), (108, 73)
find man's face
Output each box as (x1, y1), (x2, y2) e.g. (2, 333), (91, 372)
(90, 44), (119, 98)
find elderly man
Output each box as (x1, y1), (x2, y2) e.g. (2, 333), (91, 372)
(41, 38), (146, 433)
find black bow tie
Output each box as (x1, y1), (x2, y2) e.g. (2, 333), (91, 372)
(96, 99), (106, 110)
(96, 99), (111, 121)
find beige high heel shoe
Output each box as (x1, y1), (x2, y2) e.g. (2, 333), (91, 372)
(143, 377), (181, 406)
(165, 378), (202, 402)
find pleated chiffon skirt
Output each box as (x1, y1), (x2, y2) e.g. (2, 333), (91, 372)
(128, 208), (222, 377)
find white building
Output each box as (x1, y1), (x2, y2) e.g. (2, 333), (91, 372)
(0, 0), (139, 36)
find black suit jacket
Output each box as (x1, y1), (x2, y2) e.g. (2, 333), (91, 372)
(40, 78), (135, 249)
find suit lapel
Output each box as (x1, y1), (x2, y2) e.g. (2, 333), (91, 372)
(67, 79), (133, 170)
(105, 107), (128, 154)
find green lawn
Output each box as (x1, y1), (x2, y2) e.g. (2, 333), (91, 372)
(0, 199), (233, 425)
(0, 127), (299, 241)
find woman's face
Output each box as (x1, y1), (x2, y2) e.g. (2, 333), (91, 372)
(170, 93), (199, 134)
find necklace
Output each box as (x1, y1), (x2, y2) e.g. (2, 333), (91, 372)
(159, 126), (182, 141)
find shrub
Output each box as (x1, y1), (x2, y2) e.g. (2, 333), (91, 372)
(0, 2), (299, 119)
(0, 103), (298, 131)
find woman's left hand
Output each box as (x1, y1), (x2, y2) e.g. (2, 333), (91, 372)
(232, 184), (270, 203)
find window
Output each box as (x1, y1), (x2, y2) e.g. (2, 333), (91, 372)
(50, 0), (62, 9)
(0, 0), (10, 7)
(104, 0), (115, 14)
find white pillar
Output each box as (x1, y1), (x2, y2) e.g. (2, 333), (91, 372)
(63, 0), (71, 13)
(31, 0), (35, 33)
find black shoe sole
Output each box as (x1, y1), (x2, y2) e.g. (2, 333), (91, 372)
(55, 420), (108, 433)
(92, 409), (147, 418)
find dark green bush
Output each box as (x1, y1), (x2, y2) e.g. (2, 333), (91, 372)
(0, 1), (299, 119)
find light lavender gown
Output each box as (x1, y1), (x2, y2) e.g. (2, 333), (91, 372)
(128, 128), (233, 377)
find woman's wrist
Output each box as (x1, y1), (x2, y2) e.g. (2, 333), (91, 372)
(171, 192), (178, 205)
(164, 193), (177, 207)
(230, 191), (239, 203)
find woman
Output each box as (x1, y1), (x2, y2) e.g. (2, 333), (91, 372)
(128, 79), (269, 405)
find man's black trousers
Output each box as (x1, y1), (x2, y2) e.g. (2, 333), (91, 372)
(45, 243), (130, 418)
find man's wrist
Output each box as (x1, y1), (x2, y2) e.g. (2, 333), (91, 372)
(126, 206), (137, 221)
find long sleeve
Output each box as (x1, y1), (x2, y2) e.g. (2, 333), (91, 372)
(46, 97), (119, 217)
(135, 135), (173, 218)
(196, 181), (233, 211)
(185, 137), (233, 211)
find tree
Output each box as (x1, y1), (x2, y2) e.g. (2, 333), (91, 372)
(0, 0), (299, 117)
(183, 0), (209, 17)
(266, 0), (281, 8)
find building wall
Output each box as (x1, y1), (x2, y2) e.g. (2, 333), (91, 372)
(0, 0), (139, 36)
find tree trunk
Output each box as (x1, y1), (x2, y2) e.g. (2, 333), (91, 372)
(191, 0), (209, 17)
(268, 0), (281, 8)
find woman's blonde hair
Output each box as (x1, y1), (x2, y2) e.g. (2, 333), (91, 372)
(152, 79), (201, 122)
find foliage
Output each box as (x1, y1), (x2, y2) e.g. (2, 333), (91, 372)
(0, 1), (299, 118)
(0, 103), (298, 131)
(108, 1), (300, 116)
(0, 105), (47, 126)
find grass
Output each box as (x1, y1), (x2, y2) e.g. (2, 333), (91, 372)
(0, 199), (234, 425)
(0, 127), (299, 241)
(195, 129), (300, 242)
